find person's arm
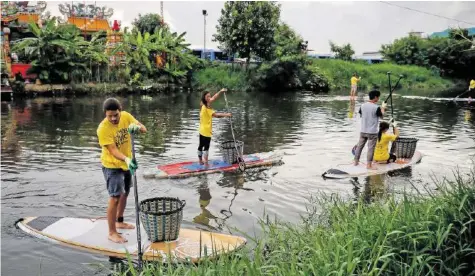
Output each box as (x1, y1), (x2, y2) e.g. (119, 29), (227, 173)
(212, 112), (231, 118)
(105, 143), (128, 162)
(376, 106), (384, 117)
(128, 113), (147, 134)
(209, 88), (227, 104)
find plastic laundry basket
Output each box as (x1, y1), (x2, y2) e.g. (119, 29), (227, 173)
(220, 140), (244, 164)
(139, 197), (186, 242)
(390, 137), (418, 159)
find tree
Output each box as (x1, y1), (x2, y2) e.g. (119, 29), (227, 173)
(132, 13), (166, 35)
(272, 22), (305, 59)
(213, 1), (280, 65)
(329, 41), (355, 61)
(12, 18), (87, 83)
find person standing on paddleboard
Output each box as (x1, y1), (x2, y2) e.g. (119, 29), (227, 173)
(354, 90), (386, 170)
(373, 120), (399, 163)
(350, 72), (361, 98)
(468, 78), (475, 102)
(198, 88), (232, 166)
(97, 98), (147, 244)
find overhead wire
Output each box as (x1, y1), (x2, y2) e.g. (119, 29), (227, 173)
(379, 1), (475, 26)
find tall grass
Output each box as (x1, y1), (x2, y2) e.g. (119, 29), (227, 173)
(313, 59), (454, 93)
(192, 63), (250, 92)
(115, 167), (475, 275)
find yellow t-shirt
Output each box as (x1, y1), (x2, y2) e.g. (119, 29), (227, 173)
(199, 105), (215, 137)
(469, 79), (475, 89)
(373, 132), (398, 162)
(351, 76), (360, 86)
(97, 111), (138, 170)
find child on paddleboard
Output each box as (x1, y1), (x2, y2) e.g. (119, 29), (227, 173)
(354, 90), (387, 170)
(373, 120), (399, 163)
(198, 88), (232, 166)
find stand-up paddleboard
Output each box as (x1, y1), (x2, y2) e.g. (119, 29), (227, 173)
(16, 217), (246, 263)
(144, 151), (283, 179)
(322, 151), (423, 179)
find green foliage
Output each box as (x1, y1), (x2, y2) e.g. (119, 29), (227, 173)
(381, 31), (475, 79)
(193, 63), (249, 92)
(118, 168), (475, 276)
(271, 23), (304, 59)
(251, 55), (329, 93)
(12, 18), (88, 83)
(329, 41), (355, 61)
(313, 58), (452, 92)
(213, 1), (281, 63)
(132, 13), (166, 35)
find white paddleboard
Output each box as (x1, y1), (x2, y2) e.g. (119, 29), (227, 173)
(17, 216), (246, 263)
(322, 151), (423, 179)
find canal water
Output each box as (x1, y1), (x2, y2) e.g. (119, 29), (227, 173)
(1, 91), (474, 275)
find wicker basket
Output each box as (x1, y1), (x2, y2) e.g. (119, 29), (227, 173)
(390, 137), (418, 159)
(220, 140), (244, 164)
(139, 197), (186, 242)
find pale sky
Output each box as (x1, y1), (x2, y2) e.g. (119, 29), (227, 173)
(45, 1), (475, 55)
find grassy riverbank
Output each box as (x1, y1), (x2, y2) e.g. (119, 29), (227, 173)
(312, 59), (454, 93)
(117, 168), (475, 275)
(192, 59), (456, 95)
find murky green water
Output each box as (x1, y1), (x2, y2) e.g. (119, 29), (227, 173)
(1, 91), (474, 275)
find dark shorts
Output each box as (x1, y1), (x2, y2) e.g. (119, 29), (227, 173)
(388, 153), (397, 163)
(102, 167), (132, 197)
(198, 134), (211, 151)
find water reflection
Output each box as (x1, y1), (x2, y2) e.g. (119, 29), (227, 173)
(1, 93), (475, 275)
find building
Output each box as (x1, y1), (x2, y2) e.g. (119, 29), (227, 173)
(1, 1), (47, 79)
(429, 27), (475, 38)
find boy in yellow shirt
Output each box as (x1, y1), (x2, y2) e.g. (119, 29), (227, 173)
(198, 88), (232, 166)
(97, 98), (147, 244)
(373, 120), (399, 163)
(350, 72), (361, 98)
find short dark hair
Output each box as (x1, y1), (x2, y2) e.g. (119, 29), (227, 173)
(368, 90), (381, 100)
(103, 98), (121, 112)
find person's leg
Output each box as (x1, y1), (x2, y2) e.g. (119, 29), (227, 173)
(198, 135), (204, 165)
(387, 153), (397, 163)
(103, 168), (127, 243)
(366, 134), (378, 169)
(116, 170), (134, 230)
(354, 133), (368, 166)
(202, 136), (211, 165)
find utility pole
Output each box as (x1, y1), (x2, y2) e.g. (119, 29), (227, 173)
(202, 10), (207, 60)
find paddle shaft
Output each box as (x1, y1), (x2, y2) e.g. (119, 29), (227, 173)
(223, 91), (245, 171)
(131, 134), (143, 270)
(454, 89), (469, 99)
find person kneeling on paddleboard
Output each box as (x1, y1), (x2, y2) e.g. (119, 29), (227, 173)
(97, 98), (147, 244)
(198, 89), (232, 166)
(373, 120), (399, 164)
(354, 90), (387, 170)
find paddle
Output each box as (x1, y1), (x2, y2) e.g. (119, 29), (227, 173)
(223, 90), (246, 172)
(454, 89), (469, 101)
(130, 134), (143, 270)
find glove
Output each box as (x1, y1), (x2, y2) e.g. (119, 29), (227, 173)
(381, 102), (387, 109)
(127, 123), (141, 135)
(125, 157), (138, 175)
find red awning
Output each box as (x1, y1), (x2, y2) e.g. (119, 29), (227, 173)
(11, 63), (36, 79)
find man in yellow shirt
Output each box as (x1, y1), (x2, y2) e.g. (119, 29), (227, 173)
(97, 98), (147, 243)
(350, 72), (361, 98)
(198, 88), (232, 165)
(469, 79), (475, 102)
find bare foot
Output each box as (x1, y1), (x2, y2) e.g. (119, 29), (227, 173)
(354, 161), (359, 166)
(116, 222), (135, 229)
(366, 165), (378, 170)
(108, 232), (127, 243)
(199, 161), (204, 165)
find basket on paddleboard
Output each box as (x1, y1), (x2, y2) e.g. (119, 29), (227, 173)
(220, 140), (244, 164)
(390, 137), (418, 159)
(139, 197), (186, 242)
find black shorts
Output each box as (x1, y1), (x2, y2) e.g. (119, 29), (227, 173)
(198, 134), (211, 151)
(388, 153), (397, 163)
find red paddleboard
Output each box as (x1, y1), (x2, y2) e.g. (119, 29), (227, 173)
(143, 151), (283, 179)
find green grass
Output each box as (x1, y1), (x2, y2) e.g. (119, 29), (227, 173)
(312, 59), (454, 94)
(115, 167), (475, 276)
(192, 63), (251, 92)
